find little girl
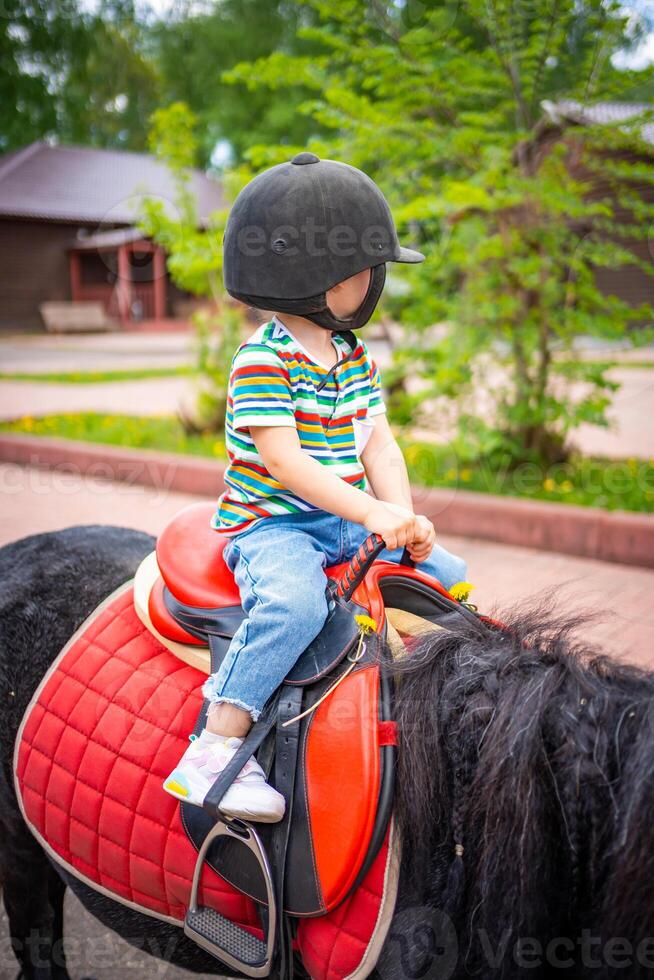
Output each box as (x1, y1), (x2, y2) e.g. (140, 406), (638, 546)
(163, 153), (468, 821)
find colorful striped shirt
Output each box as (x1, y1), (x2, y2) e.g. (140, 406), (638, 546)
(211, 315), (387, 535)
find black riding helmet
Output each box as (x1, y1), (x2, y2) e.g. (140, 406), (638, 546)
(223, 152), (425, 333)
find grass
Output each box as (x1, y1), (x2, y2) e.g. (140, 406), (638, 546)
(398, 438), (654, 514)
(2, 363), (653, 384)
(564, 359), (654, 371)
(1, 412), (652, 513)
(0, 366), (193, 383)
(0, 412), (224, 457)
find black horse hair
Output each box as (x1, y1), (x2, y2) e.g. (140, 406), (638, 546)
(2, 528), (654, 978)
(371, 591), (654, 978)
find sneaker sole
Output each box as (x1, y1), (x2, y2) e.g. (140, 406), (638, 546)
(218, 802), (286, 824)
(163, 778), (195, 803)
(163, 777), (285, 823)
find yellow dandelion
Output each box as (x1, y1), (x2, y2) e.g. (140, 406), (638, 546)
(543, 478), (555, 492)
(460, 468), (472, 481)
(355, 614), (377, 634)
(561, 480), (573, 492)
(450, 582), (475, 602)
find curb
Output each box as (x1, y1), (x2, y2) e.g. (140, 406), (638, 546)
(1, 433), (653, 569)
(0, 433), (223, 496)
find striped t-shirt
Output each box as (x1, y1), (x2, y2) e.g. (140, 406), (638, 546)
(211, 315), (387, 535)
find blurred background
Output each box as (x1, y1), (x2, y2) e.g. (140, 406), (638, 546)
(2, 0), (654, 637)
(1, 1), (654, 974)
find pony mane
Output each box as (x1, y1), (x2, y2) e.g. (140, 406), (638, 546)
(377, 590), (654, 976)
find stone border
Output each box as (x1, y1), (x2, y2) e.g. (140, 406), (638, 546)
(1, 433), (652, 569)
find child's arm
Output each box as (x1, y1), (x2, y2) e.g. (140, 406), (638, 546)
(360, 413), (413, 511)
(361, 414), (437, 562)
(250, 426), (420, 552)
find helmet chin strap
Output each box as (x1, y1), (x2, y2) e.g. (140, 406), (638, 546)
(231, 264), (387, 334)
(305, 264), (387, 333)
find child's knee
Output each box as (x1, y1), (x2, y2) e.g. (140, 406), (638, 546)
(258, 580), (329, 641)
(442, 554), (468, 591)
(295, 584), (330, 638)
(424, 546), (467, 591)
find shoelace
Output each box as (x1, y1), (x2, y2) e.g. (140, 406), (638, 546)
(189, 739), (260, 778)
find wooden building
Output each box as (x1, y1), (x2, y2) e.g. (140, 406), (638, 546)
(539, 101), (654, 312)
(0, 142), (223, 331)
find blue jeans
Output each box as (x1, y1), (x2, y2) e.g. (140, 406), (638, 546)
(201, 510), (467, 721)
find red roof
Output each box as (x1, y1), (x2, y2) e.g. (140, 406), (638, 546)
(0, 142), (224, 225)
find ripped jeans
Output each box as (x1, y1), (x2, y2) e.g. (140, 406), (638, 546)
(201, 509), (468, 722)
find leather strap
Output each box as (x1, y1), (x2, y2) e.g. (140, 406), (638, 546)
(201, 690), (281, 820)
(270, 685), (303, 975)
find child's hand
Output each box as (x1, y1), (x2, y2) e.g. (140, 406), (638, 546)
(363, 500), (419, 551)
(406, 515), (437, 563)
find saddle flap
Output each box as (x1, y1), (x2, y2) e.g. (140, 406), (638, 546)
(181, 656), (394, 917)
(284, 595), (361, 685)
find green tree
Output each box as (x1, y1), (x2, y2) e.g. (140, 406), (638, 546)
(139, 101), (247, 433)
(58, 0), (160, 150)
(222, 0), (654, 466)
(151, 0), (329, 167)
(0, 0), (159, 153)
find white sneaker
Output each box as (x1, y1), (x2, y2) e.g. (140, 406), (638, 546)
(163, 730), (286, 823)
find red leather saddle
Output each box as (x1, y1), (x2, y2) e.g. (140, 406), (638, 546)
(16, 503), (484, 979)
(14, 584), (402, 980)
(144, 504), (482, 977)
(149, 501), (372, 685)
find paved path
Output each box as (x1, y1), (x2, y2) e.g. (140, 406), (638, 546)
(0, 375), (195, 419)
(573, 367), (654, 459)
(0, 330), (195, 373)
(2, 462), (652, 668)
(2, 332), (654, 459)
(0, 898), (215, 979)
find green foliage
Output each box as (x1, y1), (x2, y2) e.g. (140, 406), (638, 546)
(181, 302), (244, 434)
(139, 101), (249, 433)
(398, 438), (654, 512)
(0, 367), (191, 383)
(3, 413), (652, 512)
(151, 0), (331, 166)
(0, 0), (330, 159)
(140, 102), (228, 297)
(0, 412), (224, 457)
(221, 0), (654, 467)
(0, 0), (160, 152)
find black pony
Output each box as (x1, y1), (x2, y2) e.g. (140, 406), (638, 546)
(1, 524), (653, 979)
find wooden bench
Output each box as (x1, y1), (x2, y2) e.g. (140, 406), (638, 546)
(39, 302), (116, 334)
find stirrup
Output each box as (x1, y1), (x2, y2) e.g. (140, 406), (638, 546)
(185, 817), (277, 977)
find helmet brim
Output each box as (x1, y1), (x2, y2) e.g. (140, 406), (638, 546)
(395, 245), (425, 263)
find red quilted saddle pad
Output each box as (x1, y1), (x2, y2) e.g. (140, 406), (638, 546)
(13, 581), (399, 980)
